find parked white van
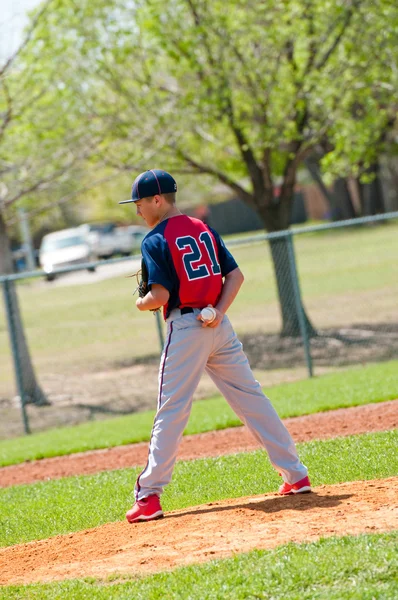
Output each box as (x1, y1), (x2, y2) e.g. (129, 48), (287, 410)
(39, 228), (96, 281)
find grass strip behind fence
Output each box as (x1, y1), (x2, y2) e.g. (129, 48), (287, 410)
(1, 531), (397, 600)
(0, 360), (397, 468)
(0, 429), (397, 548)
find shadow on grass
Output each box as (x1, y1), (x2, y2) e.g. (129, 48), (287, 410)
(240, 322), (398, 371)
(75, 403), (136, 418)
(112, 354), (160, 369)
(110, 322), (398, 372)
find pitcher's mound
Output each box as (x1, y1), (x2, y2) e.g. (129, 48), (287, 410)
(1, 477), (397, 586)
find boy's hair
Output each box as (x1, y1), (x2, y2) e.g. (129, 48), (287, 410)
(143, 192), (176, 204)
(162, 192), (176, 204)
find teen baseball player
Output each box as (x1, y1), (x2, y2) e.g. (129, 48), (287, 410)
(120, 169), (311, 523)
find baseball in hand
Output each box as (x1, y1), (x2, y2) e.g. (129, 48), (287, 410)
(200, 306), (216, 323)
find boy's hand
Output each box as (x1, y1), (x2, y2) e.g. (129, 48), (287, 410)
(196, 305), (224, 328)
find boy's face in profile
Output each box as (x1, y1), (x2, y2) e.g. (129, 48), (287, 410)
(135, 196), (161, 227)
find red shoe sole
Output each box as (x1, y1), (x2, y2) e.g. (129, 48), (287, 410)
(126, 510), (164, 523)
(280, 486), (312, 496)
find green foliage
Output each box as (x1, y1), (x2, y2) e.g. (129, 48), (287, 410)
(3, 0), (394, 231)
(0, 429), (397, 547)
(0, 2), (139, 234)
(135, 0), (397, 181)
(0, 359), (397, 466)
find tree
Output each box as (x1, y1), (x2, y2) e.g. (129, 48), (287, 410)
(138, 0), (397, 335)
(0, 2), (54, 405)
(318, 0), (398, 214)
(0, 1), (107, 405)
(19, 0), (398, 336)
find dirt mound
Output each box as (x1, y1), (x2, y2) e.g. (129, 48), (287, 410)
(1, 400), (397, 488)
(1, 477), (397, 586)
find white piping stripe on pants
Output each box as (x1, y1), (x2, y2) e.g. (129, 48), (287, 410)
(135, 310), (307, 500)
(135, 322), (174, 497)
(157, 322), (174, 410)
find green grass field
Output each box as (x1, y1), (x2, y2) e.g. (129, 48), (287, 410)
(2, 532), (396, 599)
(0, 360), (397, 467)
(0, 223), (397, 393)
(1, 429), (397, 548)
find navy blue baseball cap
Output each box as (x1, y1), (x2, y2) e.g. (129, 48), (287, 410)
(119, 169), (177, 204)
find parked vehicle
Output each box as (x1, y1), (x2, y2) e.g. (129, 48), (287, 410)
(39, 228), (96, 281)
(126, 225), (148, 253)
(81, 223), (148, 258)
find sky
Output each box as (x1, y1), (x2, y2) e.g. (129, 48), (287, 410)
(0, 0), (42, 60)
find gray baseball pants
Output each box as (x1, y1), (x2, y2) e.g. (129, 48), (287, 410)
(135, 309), (308, 500)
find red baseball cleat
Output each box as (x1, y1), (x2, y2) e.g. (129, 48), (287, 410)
(279, 475), (312, 495)
(126, 494), (164, 523)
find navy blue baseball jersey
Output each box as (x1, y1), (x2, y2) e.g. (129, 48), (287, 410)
(140, 215), (238, 319)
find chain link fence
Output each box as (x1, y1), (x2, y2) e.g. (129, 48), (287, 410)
(1, 212), (397, 437)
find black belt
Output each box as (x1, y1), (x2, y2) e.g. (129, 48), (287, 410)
(180, 307), (194, 315)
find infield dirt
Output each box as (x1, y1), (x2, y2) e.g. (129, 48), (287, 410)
(1, 477), (397, 586)
(0, 400), (397, 587)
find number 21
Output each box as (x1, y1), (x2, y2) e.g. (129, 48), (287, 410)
(176, 232), (221, 280)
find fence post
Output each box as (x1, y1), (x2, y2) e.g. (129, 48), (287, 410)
(285, 233), (314, 378)
(154, 310), (165, 351)
(2, 279), (31, 434)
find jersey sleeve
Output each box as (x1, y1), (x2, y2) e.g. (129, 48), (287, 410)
(209, 227), (238, 277)
(141, 235), (174, 294)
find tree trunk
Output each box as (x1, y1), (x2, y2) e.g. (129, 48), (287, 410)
(255, 193), (317, 338)
(304, 155), (336, 215)
(305, 156), (357, 220)
(333, 178), (357, 220)
(358, 161), (385, 216)
(0, 210), (49, 405)
(268, 236), (317, 337)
